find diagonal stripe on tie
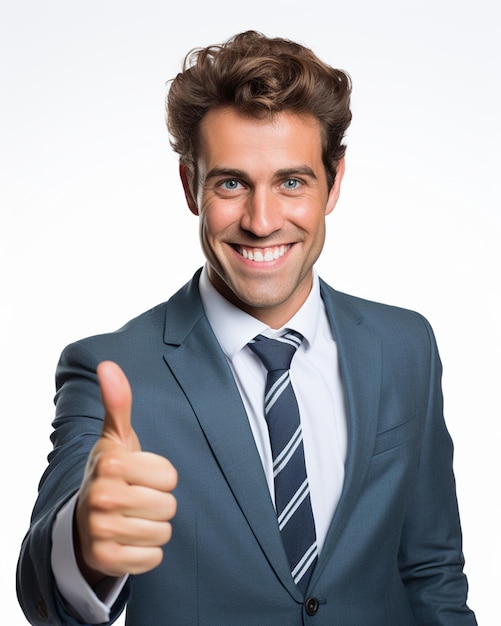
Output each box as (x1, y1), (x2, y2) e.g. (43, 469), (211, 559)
(273, 426), (302, 476)
(291, 541), (318, 585)
(265, 371), (290, 412)
(277, 478), (309, 528)
(249, 330), (318, 594)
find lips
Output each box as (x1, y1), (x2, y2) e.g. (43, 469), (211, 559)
(237, 244), (291, 262)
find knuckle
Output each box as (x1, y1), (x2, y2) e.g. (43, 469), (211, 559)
(162, 522), (173, 544)
(166, 493), (177, 518)
(91, 542), (121, 572)
(168, 465), (179, 489)
(94, 452), (125, 477)
(149, 547), (164, 569)
(90, 512), (118, 540)
(87, 484), (119, 512)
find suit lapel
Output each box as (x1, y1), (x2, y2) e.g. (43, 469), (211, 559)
(161, 273), (382, 595)
(313, 282), (382, 580)
(162, 273), (301, 599)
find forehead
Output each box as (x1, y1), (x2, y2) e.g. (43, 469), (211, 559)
(197, 107), (323, 170)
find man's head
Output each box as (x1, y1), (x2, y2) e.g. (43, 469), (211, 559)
(166, 32), (352, 327)
(167, 30), (351, 196)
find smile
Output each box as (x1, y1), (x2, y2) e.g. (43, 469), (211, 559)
(237, 245), (291, 262)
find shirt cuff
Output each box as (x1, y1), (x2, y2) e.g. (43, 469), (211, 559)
(51, 491), (128, 624)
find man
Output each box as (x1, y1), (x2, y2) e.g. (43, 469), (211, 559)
(17, 31), (476, 624)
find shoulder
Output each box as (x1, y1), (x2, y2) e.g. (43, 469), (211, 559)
(319, 279), (437, 349)
(61, 271), (205, 362)
(61, 300), (169, 363)
(57, 271), (207, 382)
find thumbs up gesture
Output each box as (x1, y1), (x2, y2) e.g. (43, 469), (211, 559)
(75, 361), (177, 586)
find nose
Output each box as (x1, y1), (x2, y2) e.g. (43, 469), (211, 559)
(240, 188), (284, 237)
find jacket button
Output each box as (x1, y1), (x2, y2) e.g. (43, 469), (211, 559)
(305, 596), (319, 616)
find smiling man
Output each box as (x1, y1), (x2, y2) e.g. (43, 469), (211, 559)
(182, 107), (343, 328)
(17, 31), (476, 625)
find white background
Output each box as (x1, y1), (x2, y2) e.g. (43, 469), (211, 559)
(1, 1), (499, 623)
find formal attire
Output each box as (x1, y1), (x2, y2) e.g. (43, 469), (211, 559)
(17, 268), (476, 625)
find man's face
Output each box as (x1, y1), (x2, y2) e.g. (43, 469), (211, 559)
(181, 106), (344, 328)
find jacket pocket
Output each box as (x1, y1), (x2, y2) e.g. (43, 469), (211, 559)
(372, 412), (418, 456)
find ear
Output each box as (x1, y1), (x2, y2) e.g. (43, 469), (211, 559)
(179, 163), (199, 216)
(325, 157), (345, 216)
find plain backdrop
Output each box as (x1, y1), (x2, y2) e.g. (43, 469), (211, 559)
(1, 1), (499, 624)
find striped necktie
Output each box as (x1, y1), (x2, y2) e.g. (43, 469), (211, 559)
(248, 330), (317, 593)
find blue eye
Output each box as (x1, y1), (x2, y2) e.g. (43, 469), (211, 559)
(222, 179), (240, 190)
(283, 178), (300, 189)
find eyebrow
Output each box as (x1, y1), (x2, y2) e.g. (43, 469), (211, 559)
(205, 166), (318, 180)
(205, 168), (247, 180)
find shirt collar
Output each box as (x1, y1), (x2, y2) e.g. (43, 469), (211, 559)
(199, 265), (323, 359)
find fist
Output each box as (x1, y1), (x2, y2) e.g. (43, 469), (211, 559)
(75, 361), (177, 585)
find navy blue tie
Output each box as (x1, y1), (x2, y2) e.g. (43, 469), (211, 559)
(249, 330), (317, 593)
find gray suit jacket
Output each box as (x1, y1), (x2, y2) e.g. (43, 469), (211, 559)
(17, 270), (476, 625)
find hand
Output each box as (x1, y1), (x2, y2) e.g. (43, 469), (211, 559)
(75, 361), (177, 585)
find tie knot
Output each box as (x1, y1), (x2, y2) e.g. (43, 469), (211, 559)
(248, 330), (303, 372)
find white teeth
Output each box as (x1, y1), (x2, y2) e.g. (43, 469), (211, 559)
(239, 245), (289, 262)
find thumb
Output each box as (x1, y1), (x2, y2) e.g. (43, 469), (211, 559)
(97, 361), (138, 450)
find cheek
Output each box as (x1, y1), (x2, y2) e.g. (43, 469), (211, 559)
(296, 205), (327, 235)
(198, 210), (226, 258)
(200, 203), (238, 240)
(199, 209), (215, 239)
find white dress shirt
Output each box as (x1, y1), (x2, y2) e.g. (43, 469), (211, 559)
(198, 267), (348, 553)
(51, 266), (348, 623)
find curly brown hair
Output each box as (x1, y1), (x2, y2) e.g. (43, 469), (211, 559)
(166, 31), (352, 192)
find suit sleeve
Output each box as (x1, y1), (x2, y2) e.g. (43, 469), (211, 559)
(16, 341), (132, 625)
(398, 316), (477, 625)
